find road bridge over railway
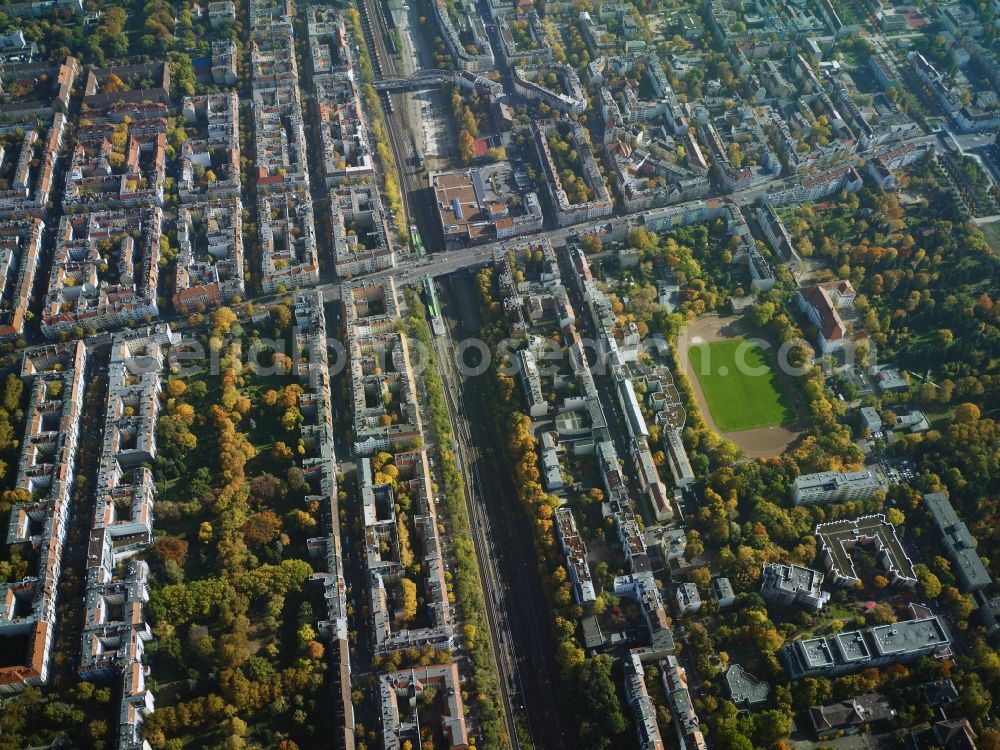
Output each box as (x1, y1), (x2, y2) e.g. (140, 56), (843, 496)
(373, 69), (455, 91)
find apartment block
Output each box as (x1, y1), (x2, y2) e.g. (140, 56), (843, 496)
(792, 467), (877, 504)
(306, 6), (353, 79)
(782, 616), (950, 678)
(555, 507), (596, 604)
(663, 427), (694, 488)
(173, 198), (245, 314)
(41, 208), (161, 337)
(358, 453), (453, 654)
(344, 280), (453, 662)
(624, 650), (666, 750)
(207, 0), (235, 27)
(0, 218), (43, 341)
(815, 515), (917, 588)
(314, 74), (374, 186)
(0, 111), (65, 218)
(0, 341), (85, 693)
(344, 281), (423, 456)
(0, 56), (76, 122)
(513, 63), (586, 114)
(331, 185), (394, 277)
(251, 11), (310, 193)
(675, 582), (701, 614)
(431, 0), (494, 72)
(65, 78), (168, 209)
(534, 120), (613, 227)
(661, 655), (707, 750)
(378, 664), (468, 750)
(251, 85), (309, 191)
(599, 446), (649, 573)
(497, 11), (552, 65)
(922, 492), (991, 592)
(712, 577), (735, 608)
(179, 93), (241, 203)
(760, 563), (830, 611)
(610, 139), (710, 213)
(590, 54), (687, 132)
(725, 663), (770, 709)
(258, 192), (319, 294)
(615, 572), (674, 654)
(765, 165), (862, 206)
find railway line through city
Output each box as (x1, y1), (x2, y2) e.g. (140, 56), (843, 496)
(437, 273), (573, 750)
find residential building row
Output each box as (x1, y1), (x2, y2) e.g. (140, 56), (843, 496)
(250, 0), (319, 293)
(293, 290), (355, 750)
(308, 10), (375, 187)
(555, 507), (596, 605)
(661, 654), (707, 750)
(0, 218), (43, 341)
(623, 650), (665, 750)
(922, 492), (992, 593)
(79, 327), (175, 750)
(0, 341), (86, 693)
(911, 52), (1000, 134)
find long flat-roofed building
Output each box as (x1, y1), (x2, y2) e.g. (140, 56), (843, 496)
(923, 492), (991, 592)
(792, 469), (879, 504)
(782, 616), (950, 678)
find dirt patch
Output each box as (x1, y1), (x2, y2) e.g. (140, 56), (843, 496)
(678, 315), (808, 458)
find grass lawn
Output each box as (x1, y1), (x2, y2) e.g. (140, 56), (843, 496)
(980, 220), (1000, 255)
(689, 337), (796, 432)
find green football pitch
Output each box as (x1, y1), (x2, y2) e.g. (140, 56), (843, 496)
(688, 337), (796, 432)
